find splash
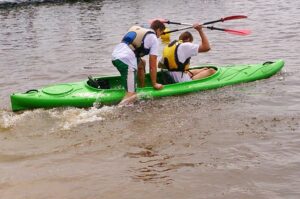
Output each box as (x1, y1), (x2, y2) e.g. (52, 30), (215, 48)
(49, 106), (116, 130)
(137, 91), (154, 100)
(0, 106), (116, 131)
(0, 0), (74, 5)
(0, 110), (32, 129)
(0, 0), (49, 5)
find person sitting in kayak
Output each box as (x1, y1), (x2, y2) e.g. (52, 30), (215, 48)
(159, 23), (216, 83)
(112, 20), (166, 105)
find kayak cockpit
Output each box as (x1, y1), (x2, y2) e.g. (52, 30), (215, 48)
(157, 66), (219, 85)
(86, 66), (219, 90)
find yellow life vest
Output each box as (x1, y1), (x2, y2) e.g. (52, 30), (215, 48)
(122, 26), (155, 57)
(162, 40), (190, 71)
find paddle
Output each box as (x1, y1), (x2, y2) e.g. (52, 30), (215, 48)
(149, 15), (247, 26)
(149, 15), (250, 36)
(163, 26), (251, 36)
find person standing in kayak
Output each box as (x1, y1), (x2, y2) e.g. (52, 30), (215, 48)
(112, 20), (166, 105)
(159, 23), (216, 83)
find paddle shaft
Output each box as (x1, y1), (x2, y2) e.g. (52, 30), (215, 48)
(164, 22), (223, 34)
(163, 26), (193, 34)
(164, 25), (222, 34)
(167, 19), (224, 26)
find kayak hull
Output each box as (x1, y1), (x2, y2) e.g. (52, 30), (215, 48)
(10, 60), (284, 112)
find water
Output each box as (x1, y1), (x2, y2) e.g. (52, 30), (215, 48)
(0, 0), (300, 198)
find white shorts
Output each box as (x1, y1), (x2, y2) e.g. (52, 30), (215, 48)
(167, 71), (192, 83)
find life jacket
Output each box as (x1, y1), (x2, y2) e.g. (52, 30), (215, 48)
(162, 40), (190, 71)
(122, 26), (155, 58)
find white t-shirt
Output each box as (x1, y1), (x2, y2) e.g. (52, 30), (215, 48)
(159, 42), (199, 65)
(112, 33), (159, 69)
(163, 42), (199, 83)
(176, 42), (199, 63)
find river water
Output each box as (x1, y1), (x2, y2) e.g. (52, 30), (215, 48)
(0, 0), (299, 198)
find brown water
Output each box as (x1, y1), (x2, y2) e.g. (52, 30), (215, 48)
(0, 0), (300, 198)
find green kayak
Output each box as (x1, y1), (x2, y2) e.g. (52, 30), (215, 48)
(10, 60), (284, 112)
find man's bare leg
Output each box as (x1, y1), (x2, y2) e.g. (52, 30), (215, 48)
(137, 59), (146, 87)
(191, 68), (216, 80)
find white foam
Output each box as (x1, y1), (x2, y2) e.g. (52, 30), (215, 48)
(49, 106), (116, 130)
(0, 106), (116, 130)
(0, 0), (44, 4)
(0, 110), (33, 129)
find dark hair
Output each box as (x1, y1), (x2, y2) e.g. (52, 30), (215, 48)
(150, 20), (166, 31)
(179, 31), (193, 42)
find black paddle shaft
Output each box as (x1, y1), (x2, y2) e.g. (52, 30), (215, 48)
(202, 19), (224, 25)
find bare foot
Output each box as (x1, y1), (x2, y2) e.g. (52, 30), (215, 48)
(118, 94), (137, 107)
